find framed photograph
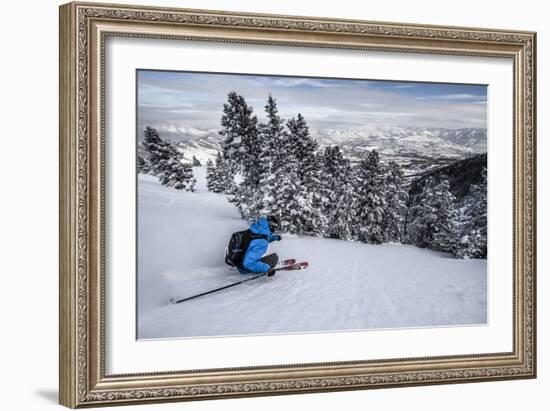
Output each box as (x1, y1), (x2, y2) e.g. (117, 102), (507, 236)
(59, 1), (537, 408)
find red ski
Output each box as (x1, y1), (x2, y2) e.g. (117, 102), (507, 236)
(278, 258), (296, 267)
(276, 261), (308, 271)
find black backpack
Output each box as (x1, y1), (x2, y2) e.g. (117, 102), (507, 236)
(225, 229), (267, 268)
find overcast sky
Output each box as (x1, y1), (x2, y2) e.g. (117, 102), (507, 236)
(137, 70), (487, 139)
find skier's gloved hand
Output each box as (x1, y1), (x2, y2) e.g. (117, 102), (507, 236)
(273, 235), (282, 241)
(267, 267), (276, 277)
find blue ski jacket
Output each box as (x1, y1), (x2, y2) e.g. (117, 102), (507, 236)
(239, 217), (278, 274)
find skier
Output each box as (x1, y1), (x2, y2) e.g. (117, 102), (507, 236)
(239, 216), (282, 276)
(171, 216), (308, 304)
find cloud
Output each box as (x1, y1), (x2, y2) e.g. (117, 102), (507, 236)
(417, 93), (487, 101)
(137, 70), (487, 139)
(390, 84), (418, 89)
(267, 78), (336, 88)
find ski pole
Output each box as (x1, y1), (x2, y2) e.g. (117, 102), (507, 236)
(172, 266), (288, 304)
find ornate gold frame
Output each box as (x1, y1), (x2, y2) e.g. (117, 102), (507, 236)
(59, 1), (536, 408)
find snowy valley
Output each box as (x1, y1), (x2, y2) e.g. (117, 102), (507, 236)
(149, 125), (487, 176)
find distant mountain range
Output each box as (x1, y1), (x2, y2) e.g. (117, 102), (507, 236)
(313, 126), (486, 175)
(139, 125), (487, 175)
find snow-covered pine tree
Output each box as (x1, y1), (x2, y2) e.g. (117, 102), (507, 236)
(257, 96), (313, 231)
(219, 92), (262, 218)
(207, 152), (228, 194)
(142, 127), (196, 191)
(382, 161), (408, 243)
(406, 180), (430, 248)
(451, 208), (473, 257)
(253, 97), (318, 233)
(142, 126), (165, 173)
(353, 150), (387, 244)
(321, 146), (355, 240)
(259, 94), (286, 177)
(430, 179), (458, 252)
(327, 162), (356, 241)
(192, 155), (202, 167)
(161, 155), (197, 191)
(219, 92), (260, 181)
(452, 167), (487, 258)
(256, 94), (288, 218)
(286, 114), (318, 180)
(265, 159), (306, 234)
(137, 155), (150, 174)
(406, 177), (457, 251)
(205, 158), (217, 192)
(219, 92), (244, 169)
(286, 113), (326, 235)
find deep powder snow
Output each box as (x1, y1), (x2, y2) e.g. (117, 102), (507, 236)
(137, 167), (487, 339)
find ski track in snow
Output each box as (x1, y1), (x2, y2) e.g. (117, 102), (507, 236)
(137, 167), (487, 339)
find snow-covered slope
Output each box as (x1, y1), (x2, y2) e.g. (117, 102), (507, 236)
(137, 168), (487, 339)
(175, 136), (223, 164)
